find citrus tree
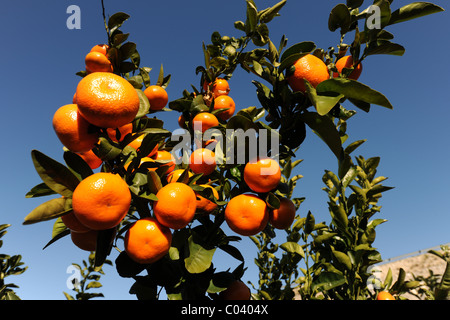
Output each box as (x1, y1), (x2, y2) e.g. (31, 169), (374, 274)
(23, 0), (445, 300)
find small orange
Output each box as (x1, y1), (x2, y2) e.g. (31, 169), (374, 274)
(52, 104), (99, 153)
(196, 184), (219, 214)
(85, 51), (113, 74)
(124, 217), (172, 264)
(124, 157), (158, 172)
(153, 182), (197, 230)
(376, 291), (395, 300)
(225, 194), (269, 236)
(213, 95), (235, 121)
(167, 169), (193, 183)
(153, 150), (176, 173)
(192, 112), (219, 133)
(61, 211), (91, 233)
(334, 55), (362, 80)
(243, 158), (281, 193)
(220, 280), (251, 300)
(70, 230), (98, 251)
(76, 72), (140, 129)
(76, 149), (103, 170)
(212, 78), (230, 97)
(269, 197), (296, 229)
(126, 134), (159, 158)
(90, 44), (109, 56)
(189, 148), (216, 176)
(72, 172), (131, 230)
(287, 54), (329, 93)
(178, 114), (187, 129)
(144, 85), (169, 111)
(106, 123), (133, 142)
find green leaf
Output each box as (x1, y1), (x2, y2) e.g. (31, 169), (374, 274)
(345, 139), (366, 155)
(280, 41), (316, 63)
(328, 4), (351, 33)
(23, 197), (72, 225)
(312, 272), (346, 292)
(388, 2), (444, 26)
(107, 12), (130, 31)
(86, 281), (103, 289)
(51, 217), (68, 239)
(313, 233), (338, 245)
(63, 151), (94, 180)
(258, 0), (286, 23)
(119, 42), (137, 61)
(280, 242), (305, 258)
(316, 78), (393, 110)
(304, 211), (315, 234)
(184, 236), (216, 274)
(43, 228), (70, 250)
(25, 183), (57, 198)
(135, 89), (151, 118)
(299, 112), (343, 159)
(366, 42), (405, 56)
(332, 250), (353, 270)
(219, 244), (244, 262)
(246, 0), (258, 33)
(31, 150), (80, 198)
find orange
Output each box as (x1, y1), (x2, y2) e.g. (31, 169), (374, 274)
(243, 158), (281, 193)
(196, 184), (219, 214)
(76, 149), (103, 170)
(85, 51), (113, 74)
(287, 54), (329, 93)
(72, 172), (131, 230)
(376, 291), (395, 300)
(220, 280), (251, 300)
(124, 217), (172, 264)
(126, 134), (159, 157)
(76, 72), (140, 129)
(90, 44), (109, 56)
(189, 148), (216, 176)
(212, 78), (230, 97)
(167, 169), (193, 183)
(52, 104), (99, 153)
(124, 157), (158, 172)
(334, 55), (362, 80)
(269, 197), (296, 229)
(178, 114), (187, 129)
(70, 230), (98, 251)
(106, 123), (133, 142)
(61, 211), (91, 233)
(213, 95), (235, 121)
(192, 112), (219, 133)
(144, 85), (169, 111)
(153, 150), (176, 173)
(153, 182), (197, 230)
(225, 194), (269, 236)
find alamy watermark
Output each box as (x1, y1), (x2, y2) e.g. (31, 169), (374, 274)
(66, 5), (81, 30)
(66, 264), (81, 290)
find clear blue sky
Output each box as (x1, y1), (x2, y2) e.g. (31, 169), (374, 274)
(1, 0), (448, 300)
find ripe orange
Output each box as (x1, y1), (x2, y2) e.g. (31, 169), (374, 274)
(126, 134), (159, 158)
(167, 169), (193, 183)
(85, 51), (113, 74)
(106, 123), (133, 142)
(70, 229), (98, 251)
(124, 157), (158, 172)
(196, 184), (219, 214)
(376, 291), (395, 300)
(72, 172), (131, 230)
(225, 194), (269, 236)
(153, 150), (176, 173)
(76, 149), (103, 170)
(243, 158), (281, 193)
(153, 182), (197, 230)
(189, 148), (216, 176)
(52, 104), (99, 153)
(192, 112), (219, 133)
(76, 72), (140, 129)
(61, 211), (91, 233)
(178, 114), (187, 129)
(144, 85), (169, 111)
(269, 197), (296, 229)
(220, 280), (251, 300)
(213, 95), (235, 121)
(212, 78), (230, 97)
(334, 55), (362, 80)
(287, 54), (329, 93)
(90, 44), (109, 56)
(124, 217), (172, 264)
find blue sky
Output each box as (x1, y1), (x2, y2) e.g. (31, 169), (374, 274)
(1, 0), (449, 300)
